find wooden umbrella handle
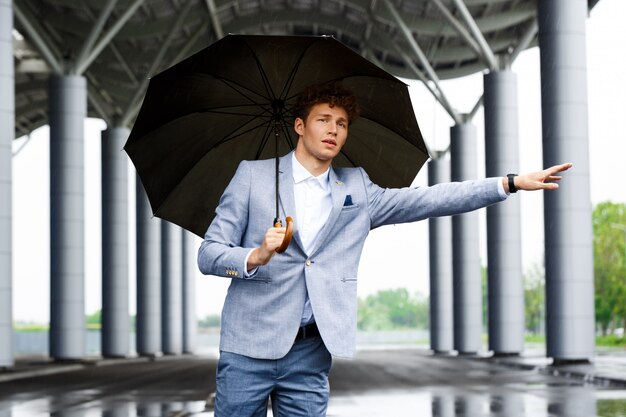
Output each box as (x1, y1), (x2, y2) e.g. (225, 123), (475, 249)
(274, 216), (294, 253)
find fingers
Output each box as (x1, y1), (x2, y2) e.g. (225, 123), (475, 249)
(543, 182), (559, 190)
(263, 227), (286, 251)
(516, 162), (571, 191)
(269, 226), (287, 237)
(535, 163), (571, 188)
(548, 162), (573, 175)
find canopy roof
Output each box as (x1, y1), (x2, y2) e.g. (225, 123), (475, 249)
(12, 0), (599, 137)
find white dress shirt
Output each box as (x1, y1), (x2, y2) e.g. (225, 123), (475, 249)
(243, 154), (331, 326)
(291, 152), (333, 326)
(291, 153), (333, 254)
(291, 153), (333, 325)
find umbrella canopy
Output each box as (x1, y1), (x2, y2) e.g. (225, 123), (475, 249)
(125, 34), (430, 237)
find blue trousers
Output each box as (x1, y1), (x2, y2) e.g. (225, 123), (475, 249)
(215, 336), (332, 416)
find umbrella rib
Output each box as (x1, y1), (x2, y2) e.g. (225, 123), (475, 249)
(199, 106), (272, 118)
(283, 76), (345, 103)
(211, 118), (273, 151)
(241, 39), (277, 101)
(218, 77), (273, 108)
(208, 107), (269, 145)
(153, 118), (273, 230)
(278, 40), (320, 102)
(255, 123), (274, 160)
(280, 122), (295, 151)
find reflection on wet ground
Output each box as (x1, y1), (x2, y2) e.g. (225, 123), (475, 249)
(6, 390), (625, 417)
(1, 349), (625, 416)
(327, 389), (626, 417)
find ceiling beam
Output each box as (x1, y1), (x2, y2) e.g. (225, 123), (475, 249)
(431, 0), (481, 58)
(394, 45), (461, 125)
(204, 0), (224, 39)
(381, 0), (460, 125)
(510, 18), (537, 63)
(450, 0), (498, 70)
(13, 0), (63, 73)
(74, 0), (146, 74)
(73, 0), (119, 74)
(120, 0), (195, 127)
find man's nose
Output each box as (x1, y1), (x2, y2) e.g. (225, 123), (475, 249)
(328, 122), (338, 134)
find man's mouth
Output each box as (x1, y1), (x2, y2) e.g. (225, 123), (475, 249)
(322, 139), (337, 146)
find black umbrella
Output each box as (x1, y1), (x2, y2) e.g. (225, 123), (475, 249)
(125, 34), (429, 249)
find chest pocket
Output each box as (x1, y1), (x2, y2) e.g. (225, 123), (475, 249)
(340, 203), (360, 213)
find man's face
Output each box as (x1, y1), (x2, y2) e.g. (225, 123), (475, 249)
(294, 102), (349, 163)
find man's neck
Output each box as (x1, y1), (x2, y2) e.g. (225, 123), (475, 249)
(294, 148), (332, 177)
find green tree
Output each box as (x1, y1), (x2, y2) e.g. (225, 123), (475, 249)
(198, 314), (221, 328)
(357, 288), (429, 331)
(482, 265), (487, 332)
(524, 262), (545, 334)
(593, 201), (626, 335)
(357, 297), (392, 331)
(413, 292), (430, 329)
(86, 310), (101, 325)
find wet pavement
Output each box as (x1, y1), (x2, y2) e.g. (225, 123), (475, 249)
(0, 348), (625, 416)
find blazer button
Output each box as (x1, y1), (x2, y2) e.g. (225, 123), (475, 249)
(305, 259), (311, 266)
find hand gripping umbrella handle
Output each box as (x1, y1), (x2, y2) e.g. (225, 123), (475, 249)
(274, 216), (294, 253)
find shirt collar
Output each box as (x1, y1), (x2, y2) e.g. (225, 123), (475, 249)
(291, 152), (330, 187)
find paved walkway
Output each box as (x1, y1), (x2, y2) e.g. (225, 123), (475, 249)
(1, 348), (625, 416)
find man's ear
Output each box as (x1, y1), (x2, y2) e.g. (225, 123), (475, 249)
(294, 117), (305, 136)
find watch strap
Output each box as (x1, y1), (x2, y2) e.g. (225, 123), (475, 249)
(507, 174), (518, 193)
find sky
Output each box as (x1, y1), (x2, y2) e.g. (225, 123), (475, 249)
(10, 0), (626, 322)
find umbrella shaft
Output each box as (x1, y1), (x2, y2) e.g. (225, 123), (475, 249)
(275, 126), (280, 220)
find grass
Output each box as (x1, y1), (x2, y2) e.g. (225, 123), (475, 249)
(525, 333), (626, 348)
(12, 327), (626, 348)
(596, 334), (626, 347)
(14, 323), (102, 331)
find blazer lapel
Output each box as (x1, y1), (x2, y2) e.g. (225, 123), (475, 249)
(309, 167), (346, 257)
(278, 153), (305, 252)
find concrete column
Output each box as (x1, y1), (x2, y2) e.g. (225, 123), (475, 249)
(431, 394), (454, 417)
(0, 0), (14, 368)
(455, 395), (483, 416)
(137, 403), (161, 417)
(428, 158), (453, 354)
(548, 388), (596, 417)
(182, 231), (197, 354)
(161, 221), (183, 355)
(538, 0), (594, 361)
(450, 123), (482, 354)
(101, 127), (130, 357)
(49, 75), (87, 360)
(490, 392), (524, 416)
(484, 70), (524, 355)
(136, 178), (162, 356)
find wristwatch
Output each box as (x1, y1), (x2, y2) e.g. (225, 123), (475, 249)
(507, 174), (518, 193)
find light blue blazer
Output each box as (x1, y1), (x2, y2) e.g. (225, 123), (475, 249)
(198, 152), (505, 359)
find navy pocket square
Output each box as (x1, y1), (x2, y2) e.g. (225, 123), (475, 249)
(343, 195), (353, 206)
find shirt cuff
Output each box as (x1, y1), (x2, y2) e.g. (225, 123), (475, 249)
(244, 248), (258, 277)
(497, 177), (509, 199)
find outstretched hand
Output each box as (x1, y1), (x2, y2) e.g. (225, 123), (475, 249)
(505, 162), (573, 193)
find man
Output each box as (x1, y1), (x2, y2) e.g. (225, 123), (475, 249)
(198, 82), (572, 416)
